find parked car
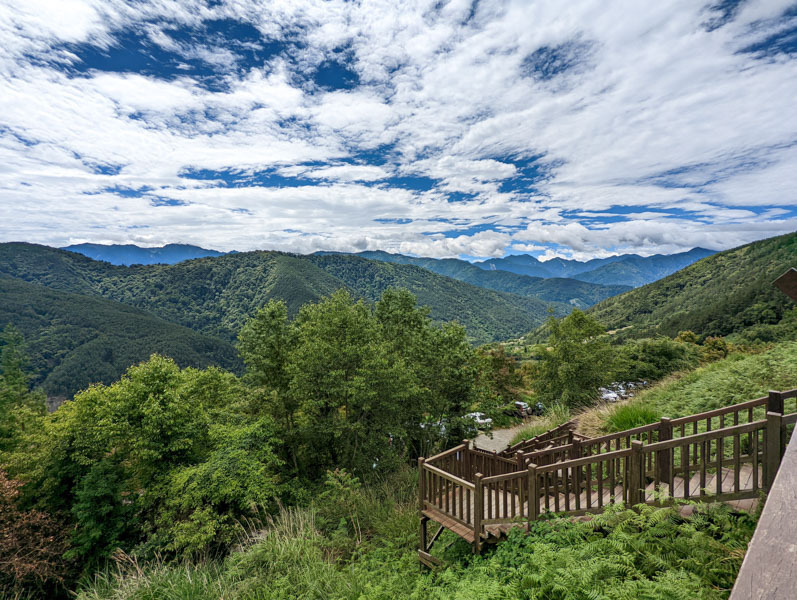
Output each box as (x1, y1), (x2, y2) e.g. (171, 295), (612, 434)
(599, 387), (619, 402)
(464, 412), (493, 429)
(529, 401), (545, 416)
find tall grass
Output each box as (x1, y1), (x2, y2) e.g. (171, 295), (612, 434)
(510, 403), (571, 446)
(603, 403), (661, 432)
(77, 500), (759, 600)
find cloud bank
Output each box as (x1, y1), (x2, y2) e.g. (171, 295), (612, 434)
(1, 0), (796, 259)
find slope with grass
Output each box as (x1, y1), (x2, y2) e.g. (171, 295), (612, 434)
(0, 243), (567, 345)
(0, 277), (240, 399)
(348, 250), (631, 308)
(587, 232), (797, 340)
(582, 341), (797, 438)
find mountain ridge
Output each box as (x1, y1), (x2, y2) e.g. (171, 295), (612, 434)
(332, 250), (631, 309)
(583, 232), (796, 340)
(62, 242), (227, 265)
(0, 243), (568, 346)
(476, 247), (715, 286)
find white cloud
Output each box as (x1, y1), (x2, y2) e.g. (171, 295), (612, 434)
(1, 0), (796, 259)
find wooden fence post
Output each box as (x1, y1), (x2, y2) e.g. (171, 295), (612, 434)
(657, 417), (672, 491)
(516, 451), (525, 470)
(571, 438), (582, 502)
(628, 440), (644, 505)
(473, 473), (483, 554)
(768, 390), (785, 414)
(527, 463), (538, 530)
(462, 439), (470, 480)
(765, 412), (783, 491)
(418, 457), (427, 552)
(418, 458), (425, 511)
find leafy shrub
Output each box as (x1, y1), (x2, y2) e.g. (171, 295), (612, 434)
(612, 336), (699, 382)
(604, 402), (661, 432)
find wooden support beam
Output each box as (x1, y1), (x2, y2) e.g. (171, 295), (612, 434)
(426, 524), (445, 552)
(473, 473), (483, 554)
(418, 550), (443, 569)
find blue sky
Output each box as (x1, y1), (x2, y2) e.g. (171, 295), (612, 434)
(1, 0), (796, 260)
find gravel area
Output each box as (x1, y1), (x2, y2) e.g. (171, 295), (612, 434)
(473, 422), (530, 452)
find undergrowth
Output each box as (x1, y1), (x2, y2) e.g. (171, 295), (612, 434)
(77, 480), (759, 600)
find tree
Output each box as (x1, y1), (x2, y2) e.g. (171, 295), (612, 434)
(0, 325), (45, 454)
(531, 310), (613, 407)
(8, 356), (282, 563)
(238, 288), (479, 475)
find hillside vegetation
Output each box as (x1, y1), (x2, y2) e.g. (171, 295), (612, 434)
(0, 243), (568, 345)
(0, 277), (240, 398)
(587, 232), (797, 340)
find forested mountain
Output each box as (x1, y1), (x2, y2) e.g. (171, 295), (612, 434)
(62, 243), (227, 265)
(0, 277), (240, 398)
(476, 247), (714, 286)
(586, 232), (796, 340)
(0, 243), (568, 346)
(342, 250), (631, 308)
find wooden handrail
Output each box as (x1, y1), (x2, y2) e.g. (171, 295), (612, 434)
(421, 462), (475, 489)
(482, 470), (529, 484)
(425, 442), (468, 464)
(536, 446), (634, 473)
(669, 396), (767, 426)
(643, 419), (766, 452)
(419, 388), (796, 560)
(581, 421), (661, 446)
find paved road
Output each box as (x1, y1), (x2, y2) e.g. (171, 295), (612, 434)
(474, 422), (529, 452)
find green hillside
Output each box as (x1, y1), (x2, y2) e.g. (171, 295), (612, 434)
(0, 243), (568, 345)
(0, 277), (240, 398)
(351, 251), (631, 307)
(588, 232), (797, 340)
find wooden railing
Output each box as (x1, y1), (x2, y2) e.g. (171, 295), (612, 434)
(420, 389), (797, 553)
(502, 419), (585, 456)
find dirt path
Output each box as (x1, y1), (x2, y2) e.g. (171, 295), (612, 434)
(474, 422), (530, 452)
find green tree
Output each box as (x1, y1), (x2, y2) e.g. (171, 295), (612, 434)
(532, 309), (613, 407)
(0, 325), (45, 454)
(238, 288), (479, 474)
(8, 356), (282, 564)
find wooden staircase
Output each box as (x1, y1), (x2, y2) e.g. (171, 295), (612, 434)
(419, 389), (797, 563)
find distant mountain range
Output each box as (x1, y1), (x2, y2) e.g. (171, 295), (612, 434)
(62, 243), (227, 265)
(335, 250), (631, 309)
(475, 247), (715, 287)
(61, 243), (714, 289)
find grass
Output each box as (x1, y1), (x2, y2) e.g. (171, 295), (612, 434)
(603, 403), (661, 433)
(509, 403), (571, 446)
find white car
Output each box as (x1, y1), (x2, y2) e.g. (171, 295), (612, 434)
(465, 412), (493, 428)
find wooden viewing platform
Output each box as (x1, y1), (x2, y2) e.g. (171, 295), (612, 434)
(418, 388), (797, 567)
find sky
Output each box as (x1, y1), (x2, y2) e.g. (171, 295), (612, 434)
(1, 0), (796, 261)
